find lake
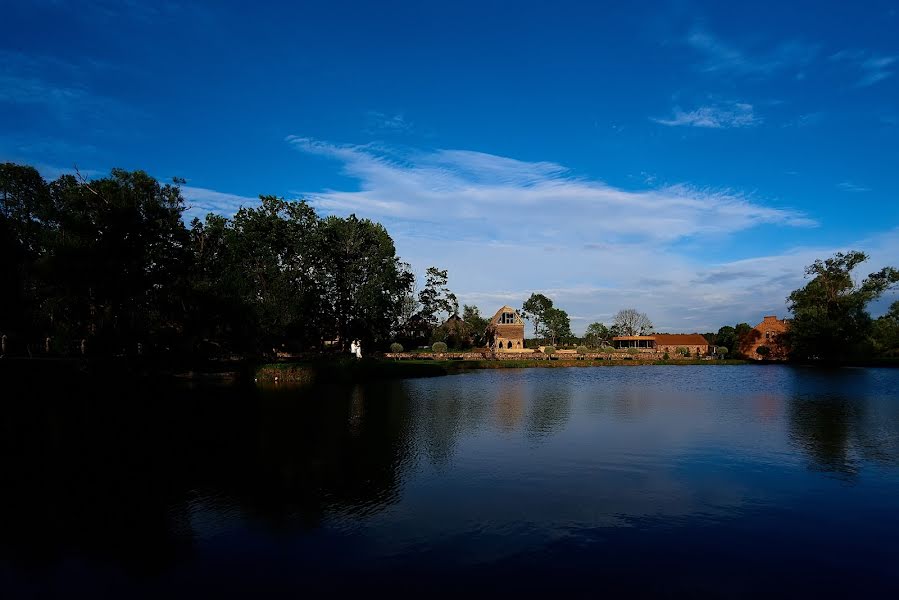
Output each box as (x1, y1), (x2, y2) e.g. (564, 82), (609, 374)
(2, 365), (898, 597)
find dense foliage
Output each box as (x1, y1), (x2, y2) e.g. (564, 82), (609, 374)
(0, 163), (413, 359)
(521, 293), (572, 346)
(785, 251), (899, 361)
(584, 322), (611, 347)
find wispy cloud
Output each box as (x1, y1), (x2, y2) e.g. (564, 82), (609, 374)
(782, 111), (824, 128)
(837, 181), (871, 193)
(652, 102), (759, 129)
(830, 49), (897, 87)
(277, 136), (834, 332)
(365, 111), (413, 134)
(0, 50), (133, 124)
(686, 27), (818, 77)
(180, 186), (259, 222)
(285, 136), (814, 246)
(29, 0), (210, 23)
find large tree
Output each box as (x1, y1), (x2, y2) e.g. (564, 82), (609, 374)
(216, 196), (321, 352)
(612, 308), (653, 336)
(0, 163), (51, 346)
(462, 304), (490, 347)
(39, 169), (191, 354)
(542, 307), (572, 346)
(786, 251), (899, 361)
(317, 214), (414, 351)
(417, 266), (458, 329)
(872, 301), (899, 356)
(521, 293), (553, 341)
(584, 322), (611, 347)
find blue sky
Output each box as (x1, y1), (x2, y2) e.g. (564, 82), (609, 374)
(3, 0), (898, 333)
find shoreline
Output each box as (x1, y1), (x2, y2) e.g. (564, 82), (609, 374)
(3, 356), (896, 389)
(253, 357), (754, 384)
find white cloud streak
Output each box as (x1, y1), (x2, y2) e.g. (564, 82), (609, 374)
(285, 136), (812, 247)
(652, 103), (760, 129)
(830, 49), (897, 87)
(837, 181), (871, 193)
(180, 186), (259, 222)
(686, 28), (818, 77)
(278, 136), (846, 332)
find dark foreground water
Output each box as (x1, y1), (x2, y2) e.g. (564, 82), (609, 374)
(2, 366), (899, 597)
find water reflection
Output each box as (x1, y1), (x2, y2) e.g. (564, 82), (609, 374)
(2, 366), (899, 595)
(788, 392), (899, 478)
(494, 378), (527, 432)
(788, 395), (862, 477)
(526, 383), (572, 442)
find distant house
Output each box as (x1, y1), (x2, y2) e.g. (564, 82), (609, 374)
(612, 333), (712, 356)
(440, 313), (466, 335)
(437, 313), (470, 347)
(743, 315), (790, 360)
(489, 305), (525, 351)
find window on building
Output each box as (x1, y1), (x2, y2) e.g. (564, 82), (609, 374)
(500, 312), (515, 324)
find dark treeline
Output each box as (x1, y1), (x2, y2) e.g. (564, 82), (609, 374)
(4, 162), (898, 363)
(0, 163), (419, 360)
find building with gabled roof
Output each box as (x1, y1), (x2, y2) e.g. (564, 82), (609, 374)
(489, 305), (525, 351)
(743, 315), (790, 360)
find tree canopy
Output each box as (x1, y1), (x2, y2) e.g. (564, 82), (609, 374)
(521, 293), (553, 340)
(584, 322), (611, 347)
(786, 251), (899, 361)
(542, 307), (572, 346)
(612, 309), (653, 336)
(0, 163), (414, 358)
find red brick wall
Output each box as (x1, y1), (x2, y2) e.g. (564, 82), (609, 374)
(744, 316), (789, 360)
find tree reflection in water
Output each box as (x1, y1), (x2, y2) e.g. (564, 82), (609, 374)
(0, 377), (418, 572)
(788, 393), (899, 479)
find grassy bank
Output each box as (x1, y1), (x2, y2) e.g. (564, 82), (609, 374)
(254, 358), (453, 384)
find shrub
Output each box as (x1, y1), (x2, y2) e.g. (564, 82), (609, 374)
(389, 342), (404, 353)
(663, 352), (670, 360)
(675, 346), (688, 357)
(756, 345), (771, 358)
(717, 347), (728, 359)
(431, 341), (448, 353)
(576, 345), (588, 355)
(543, 345), (556, 355)
(626, 347), (639, 355)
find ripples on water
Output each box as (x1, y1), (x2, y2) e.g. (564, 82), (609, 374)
(1, 365), (898, 596)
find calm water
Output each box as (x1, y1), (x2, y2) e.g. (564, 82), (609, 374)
(2, 365), (899, 597)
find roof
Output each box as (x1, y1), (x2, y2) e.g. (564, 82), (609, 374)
(653, 333), (710, 346)
(755, 315), (789, 331)
(611, 333), (710, 345)
(490, 305), (523, 325)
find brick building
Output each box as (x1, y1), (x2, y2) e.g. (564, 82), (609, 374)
(490, 305), (525, 351)
(612, 333), (712, 356)
(743, 315), (790, 360)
